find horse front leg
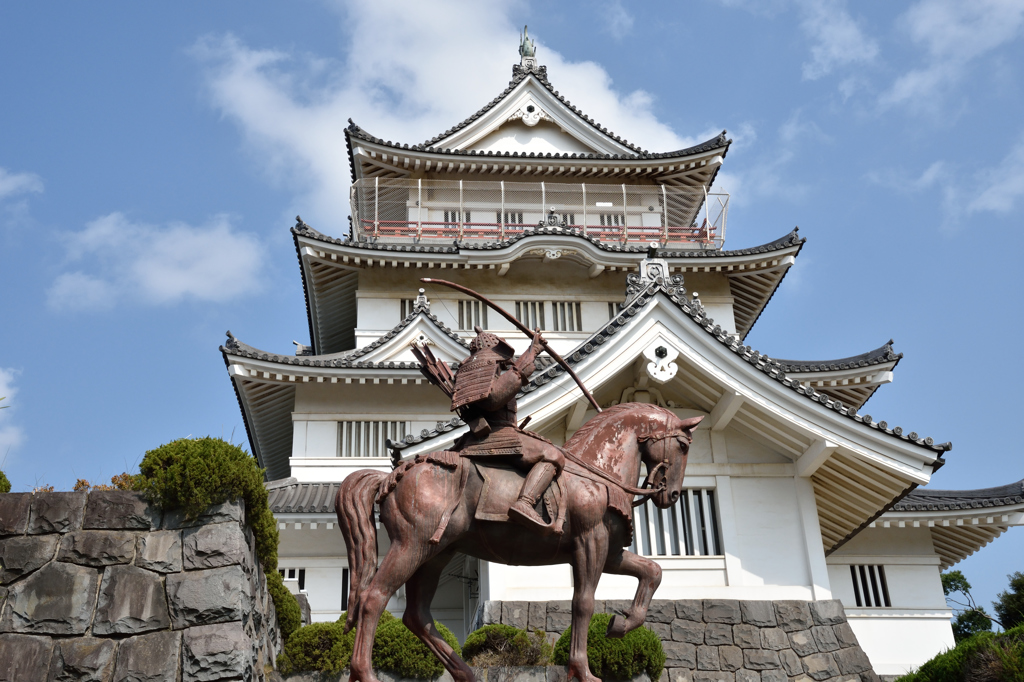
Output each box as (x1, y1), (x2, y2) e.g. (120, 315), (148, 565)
(603, 549), (662, 638)
(567, 528), (609, 682)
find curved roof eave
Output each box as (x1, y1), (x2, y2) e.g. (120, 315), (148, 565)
(772, 340), (903, 374)
(893, 480), (1024, 512)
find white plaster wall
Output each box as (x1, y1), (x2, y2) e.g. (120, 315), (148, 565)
(729, 477), (810, 588)
(846, 613), (955, 676)
(473, 120), (595, 155)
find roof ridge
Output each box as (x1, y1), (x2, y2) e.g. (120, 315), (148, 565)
(893, 479), (1024, 511)
(771, 340), (903, 373)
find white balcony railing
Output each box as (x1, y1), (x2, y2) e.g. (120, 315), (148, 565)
(351, 178), (727, 249)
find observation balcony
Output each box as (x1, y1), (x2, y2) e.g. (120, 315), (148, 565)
(350, 178), (728, 249)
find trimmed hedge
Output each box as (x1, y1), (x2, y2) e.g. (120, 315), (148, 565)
(553, 614), (665, 682)
(463, 624), (552, 667)
(278, 610), (462, 679)
(267, 569), (303, 643)
(895, 623), (1024, 682)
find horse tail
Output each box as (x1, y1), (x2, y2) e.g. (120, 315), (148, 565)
(336, 469), (386, 633)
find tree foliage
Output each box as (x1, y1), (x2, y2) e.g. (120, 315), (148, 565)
(0, 469), (9, 494)
(553, 614), (665, 682)
(995, 571), (1024, 631)
(942, 570), (993, 642)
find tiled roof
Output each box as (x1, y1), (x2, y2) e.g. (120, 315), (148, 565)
(220, 298), (468, 370)
(893, 480), (1024, 512)
(395, 272), (951, 455)
(293, 222), (803, 259)
(267, 478), (339, 514)
(772, 341), (902, 374)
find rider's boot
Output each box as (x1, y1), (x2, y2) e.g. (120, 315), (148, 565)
(508, 463), (560, 533)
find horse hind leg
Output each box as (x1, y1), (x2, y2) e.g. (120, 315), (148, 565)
(603, 549), (662, 639)
(403, 551), (475, 682)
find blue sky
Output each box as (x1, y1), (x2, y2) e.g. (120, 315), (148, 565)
(1, 1), (1022, 612)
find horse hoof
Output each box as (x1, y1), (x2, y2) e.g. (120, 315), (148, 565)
(606, 614), (626, 639)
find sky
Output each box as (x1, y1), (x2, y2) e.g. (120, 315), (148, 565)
(1, 0), (1022, 615)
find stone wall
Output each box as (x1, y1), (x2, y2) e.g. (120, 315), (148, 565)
(0, 490), (282, 682)
(481, 599), (880, 682)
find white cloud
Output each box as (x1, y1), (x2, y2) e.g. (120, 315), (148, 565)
(967, 135), (1024, 214)
(191, 0), (704, 229)
(796, 0), (879, 80)
(0, 368), (25, 464)
(0, 167), (43, 200)
(600, 1), (635, 39)
(48, 212), (266, 311)
(881, 0), (1024, 112)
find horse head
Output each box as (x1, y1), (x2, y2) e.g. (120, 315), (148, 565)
(639, 414), (703, 508)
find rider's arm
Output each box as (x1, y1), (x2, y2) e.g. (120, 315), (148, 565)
(476, 369), (523, 411)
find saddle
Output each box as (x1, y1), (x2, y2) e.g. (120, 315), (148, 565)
(475, 462), (567, 534)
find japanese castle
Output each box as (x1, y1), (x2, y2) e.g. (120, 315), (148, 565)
(221, 32), (1024, 675)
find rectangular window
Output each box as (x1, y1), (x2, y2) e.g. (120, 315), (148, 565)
(400, 298), (415, 319)
(279, 567), (306, 592)
(497, 211), (524, 226)
(444, 209), (470, 227)
(631, 488), (721, 557)
(516, 301), (546, 330)
(599, 213), (623, 227)
(458, 300), (488, 330)
(550, 301), (583, 332)
(849, 565), (891, 607)
(342, 568), (350, 611)
(338, 421), (410, 458)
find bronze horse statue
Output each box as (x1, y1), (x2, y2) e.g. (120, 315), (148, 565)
(336, 403), (702, 682)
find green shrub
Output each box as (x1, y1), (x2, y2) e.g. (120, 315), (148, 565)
(277, 620), (352, 675)
(373, 613), (461, 679)
(895, 623), (1024, 682)
(136, 437), (279, 572)
(463, 624), (551, 667)
(0, 470), (10, 494)
(266, 570), (302, 643)
(553, 614), (665, 682)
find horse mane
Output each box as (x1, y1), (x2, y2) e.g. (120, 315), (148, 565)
(564, 403), (678, 456)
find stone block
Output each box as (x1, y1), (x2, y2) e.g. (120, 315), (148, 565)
(810, 625), (839, 653)
(742, 650), (781, 671)
(167, 565), (249, 629)
(93, 564), (170, 635)
(693, 673), (733, 682)
(58, 530), (135, 567)
(605, 599), (632, 616)
(833, 623), (859, 649)
(113, 630), (181, 682)
(483, 601), (501, 625)
(528, 602), (546, 631)
(719, 645), (742, 671)
(672, 619), (705, 644)
(183, 522), (247, 570)
(697, 645), (719, 671)
(546, 665), (568, 682)
(135, 530), (182, 573)
(490, 666), (549, 682)
(663, 641), (697, 668)
(809, 600), (846, 627)
(675, 600), (703, 622)
(502, 601), (528, 629)
(29, 492), (87, 535)
(735, 671), (759, 682)
(759, 628), (788, 651)
(48, 637), (116, 681)
(84, 491), (159, 530)
(546, 601), (572, 633)
(669, 669), (693, 682)
(0, 633), (53, 681)
(773, 602), (813, 632)
(703, 600), (741, 624)
(859, 670), (881, 682)
(787, 630), (818, 657)
(801, 653), (839, 681)
(759, 671), (786, 682)
(0, 586), (6, 614)
(295, 593), (311, 627)
(648, 600), (676, 623)
(833, 648), (873, 675)
(732, 624), (759, 649)
(704, 623), (732, 646)
(183, 622), (252, 681)
(779, 649), (802, 676)
(739, 601), (776, 627)
(0, 493), (32, 536)
(648, 621), (671, 640)
(162, 499), (244, 529)
(0, 534), (58, 583)
(0, 562), (100, 635)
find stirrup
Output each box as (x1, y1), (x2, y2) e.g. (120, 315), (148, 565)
(508, 499), (560, 534)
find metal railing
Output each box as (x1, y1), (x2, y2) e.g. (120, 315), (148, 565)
(350, 178), (728, 249)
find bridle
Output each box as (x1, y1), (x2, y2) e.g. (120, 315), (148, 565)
(633, 429), (692, 507)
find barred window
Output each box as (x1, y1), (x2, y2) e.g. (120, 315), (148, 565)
(400, 298), (416, 319)
(551, 301), (582, 332)
(516, 301), (546, 330)
(497, 211), (524, 226)
(631, 489), (721, 557)
(279, 567), (306, 591)
(850, 565), (891, 607)
(600, 213), (624, 227)
(608, 302), (621, 321)
(444, 209), (470, 227)
(459, 300), (488, 330)
(338, 421), (409, 458)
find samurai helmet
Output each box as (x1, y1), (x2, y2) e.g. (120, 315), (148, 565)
(469, 326), (514, 359)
